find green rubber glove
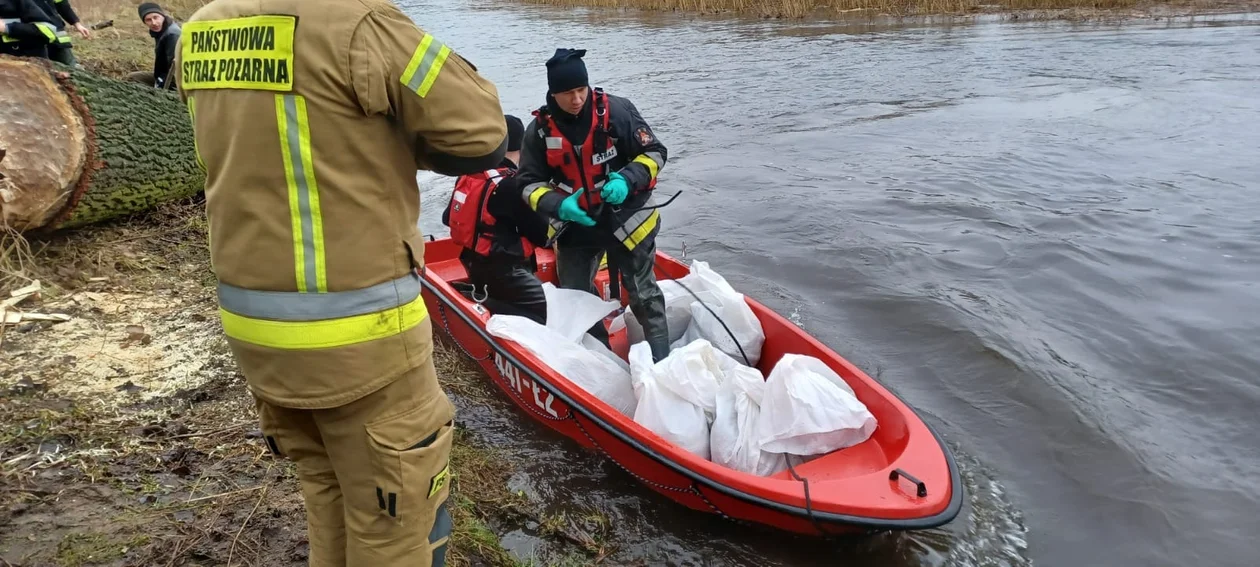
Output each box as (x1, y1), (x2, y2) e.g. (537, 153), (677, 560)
(601, 171), (629, 205)
(558, 189), (596, 227)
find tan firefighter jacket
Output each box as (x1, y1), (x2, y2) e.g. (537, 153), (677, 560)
(175, 0), (507, 409)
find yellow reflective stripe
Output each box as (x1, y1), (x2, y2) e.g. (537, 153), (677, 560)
(275, 94), (328, 293)
(219, 293), (429, 350)
(35, 22), (57, 42)
(401, 34), (450, 98)
(294, 96), (328, 293)
(621, 210), (659, 251)
(633, 154), (659, 179)
(186, 97), (205, 171)
(275, 95), (305, 292)
(528, 186), (550, 211)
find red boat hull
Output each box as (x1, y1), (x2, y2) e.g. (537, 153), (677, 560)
(419, 238), (963, 536)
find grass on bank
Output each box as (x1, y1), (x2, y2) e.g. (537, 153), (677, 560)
(65, 0), (207, 78)
(517, 0), (1258, 19)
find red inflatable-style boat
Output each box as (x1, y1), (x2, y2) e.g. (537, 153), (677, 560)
(419, 237), (962, 536)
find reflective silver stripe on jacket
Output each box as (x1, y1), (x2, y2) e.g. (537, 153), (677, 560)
(217, 272), (422, 321)
(614, 195), (658, 242)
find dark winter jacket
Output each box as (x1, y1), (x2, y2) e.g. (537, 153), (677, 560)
(0, 0), (58, 58)
(151, 17), (180, 90)
(515, 89), (668, 248)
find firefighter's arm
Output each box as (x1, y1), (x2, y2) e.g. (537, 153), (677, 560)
(516, 120), (567, 218)
(53, 0), (81, 26)
(612, 97), (667, 194)
(0, 20), (59, 44)
(350, 3), (506, 177)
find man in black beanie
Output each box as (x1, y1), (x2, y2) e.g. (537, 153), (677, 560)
(125, 2), (180, 90)
(443, 114), (551, 324)
(516, 48), (673, 362)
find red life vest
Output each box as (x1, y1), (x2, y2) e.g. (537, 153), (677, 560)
(448, 167), (535, 258)
(532, 88), (656, 212)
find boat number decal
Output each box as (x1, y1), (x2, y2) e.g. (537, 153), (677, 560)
(494, 353), (559, 418)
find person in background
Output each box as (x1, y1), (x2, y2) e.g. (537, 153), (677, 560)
(32, 0), (90, 66)
(126, 3), (179, 90)
(515, 48), (672, 362)
(443, 114), (551, 325)
(1, 0), (60, 60)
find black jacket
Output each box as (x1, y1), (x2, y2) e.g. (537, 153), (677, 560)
(442, 157), (551, 264)
(1, 0), (58, 58)
(31, 0), (78, 31)
(151, 18), (180, 90)
(516, 89), (668, 247)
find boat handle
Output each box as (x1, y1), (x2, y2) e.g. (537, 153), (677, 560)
(889, 468), (928, 498)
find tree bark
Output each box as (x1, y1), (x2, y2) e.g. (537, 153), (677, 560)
(0, 55), (204, 234)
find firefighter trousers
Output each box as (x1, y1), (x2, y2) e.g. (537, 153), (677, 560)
(556, 238), (671, 362)
(460, 255), (548, 325)
(254, 322), (456, 567)
(48, 44), (75, 66)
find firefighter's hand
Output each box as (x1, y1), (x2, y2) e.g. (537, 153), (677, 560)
(74, 23), (91, 39)
(558, 189), (596, 227)
(601, 172), (629, 205)
(1, 21), (8, 35)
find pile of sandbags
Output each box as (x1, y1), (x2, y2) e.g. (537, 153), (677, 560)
(624, 262), (878, 476)
(629, 338), (878, 477)
(485, 263), (878, 478)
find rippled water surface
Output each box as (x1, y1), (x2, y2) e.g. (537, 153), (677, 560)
(406, 2), (1260, 565)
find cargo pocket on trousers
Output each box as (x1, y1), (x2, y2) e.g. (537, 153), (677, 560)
(254, 402), (287, 460)
(365, 412), (454, 529)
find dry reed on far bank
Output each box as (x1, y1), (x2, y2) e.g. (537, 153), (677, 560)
(514, 0), (1256, 19)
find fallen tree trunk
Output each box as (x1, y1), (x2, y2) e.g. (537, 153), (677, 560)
(0, 55), (204, 234)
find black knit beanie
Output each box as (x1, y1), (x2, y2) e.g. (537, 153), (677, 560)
(504, 115), (524, 151)
(138, 3), (163, 20)
(546, 48), (589, 94)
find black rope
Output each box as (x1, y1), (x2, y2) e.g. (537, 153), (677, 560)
(784, 453), (828, 538)
(666, 277), (752, 368)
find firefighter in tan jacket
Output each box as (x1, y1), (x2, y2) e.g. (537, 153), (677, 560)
(174, 0), (507, 564)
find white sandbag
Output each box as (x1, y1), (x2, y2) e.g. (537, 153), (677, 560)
(542, 282), (621, 343)
(623, 279), (715, 345)
(654, 338), (727, 421)
(582, 333), (630, 374)
(629, 342), (711, 460)
(756, 354), (877, 456)
(659, 262), (764, 367)
(487, 314), (637, 418)
(709, 352), (788, 476)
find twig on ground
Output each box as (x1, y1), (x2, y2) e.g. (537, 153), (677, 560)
(184, 485), (264, 504)
(227, 463), (274, 567)
(166, 421), (251, 441)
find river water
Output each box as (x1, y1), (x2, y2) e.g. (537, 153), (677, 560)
(408, 2), (1260, 565)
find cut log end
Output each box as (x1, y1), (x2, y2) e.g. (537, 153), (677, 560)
(0, 56), (90, 232)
